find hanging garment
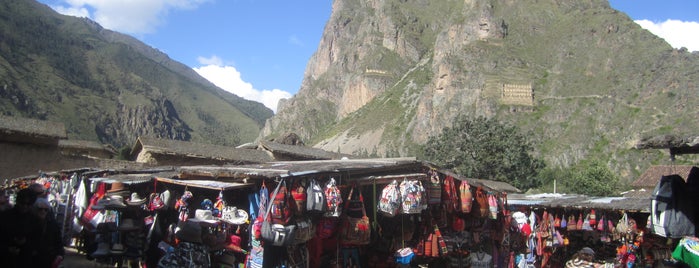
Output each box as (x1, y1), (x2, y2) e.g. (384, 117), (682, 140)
(470, 250), (493, 268)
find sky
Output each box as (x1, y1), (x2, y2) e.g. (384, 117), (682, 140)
(37, 0), (699, 113)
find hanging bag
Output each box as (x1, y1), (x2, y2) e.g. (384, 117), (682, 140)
(81, 182), (106, 229)
(616, 213), (629, 234)
(459, 180), (473, 213)
(475, 187), (489, 218)
(324, 178), (343, 217)
(427, 169), (442, 205)
(567, 215), (575, 231)
(561, 215), (567, 229)
(306, 178), (326, 212)
(378, 180), (401, 217)
(293, 217), (315, 244)
(261, 179), (296, 247)
(290, 179), (307, 216)
(399, 179), (426, 214)
(589, 209), (597, 226)
(487, 193), (499, 219)
(597, 215), (605, 231)
(576, 213), (583, 230)
(443, 175), (459, 213)
(340, 185), (371, 245)
(270, 180), (292, 225)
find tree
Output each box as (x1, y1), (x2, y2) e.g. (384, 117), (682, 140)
(420, 115), (545, 190)
(564, 159), (620, 196)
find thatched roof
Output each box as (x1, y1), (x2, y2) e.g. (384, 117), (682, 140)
(631, 165), (696, 188)
(58, 139), (118, 156)
(508, 193), (650, 212)
(635, 134), (699, 156)
(0, 115), (67, 145)
(131, 136), (273, 164)
(258, 140), (352, 160)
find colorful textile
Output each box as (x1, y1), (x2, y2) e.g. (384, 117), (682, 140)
(672, 237), (699, 268)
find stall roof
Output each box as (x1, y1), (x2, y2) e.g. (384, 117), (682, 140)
(89, 172), (170, 185)
(258, 140), (352, 160)
(131, 136), (274, 164)
(439, 170), (522, 193)
(155, 176), (253, 191)
(508, 193), (650, 212)
(176, 158), (425, 180)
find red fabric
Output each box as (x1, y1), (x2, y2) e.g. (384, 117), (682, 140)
(521, 223), (532, 237)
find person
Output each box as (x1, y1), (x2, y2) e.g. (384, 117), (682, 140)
(33, 197), (65, 268)
(566, 247), (601, 268)
(0, 188), (41, 267)
(0, 190), (12, 211)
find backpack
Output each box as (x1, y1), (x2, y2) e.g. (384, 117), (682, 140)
(378, 180), (401, 217)
(443, 175), (459, 213)
(324, 178), (343, 217)
(487, 193), (498, 220)
(290, 180), (307, 216)
(306, 178), (326, 212)
(399, 179), (426, 214)
(459, 180), (473, 214)
(650, 174), (695, 238)
(427, 170), (442, 205)
(270, 180), (292, 225)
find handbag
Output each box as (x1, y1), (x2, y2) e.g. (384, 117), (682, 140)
(261, 179), (296, 246)
(294, 217), (315, 244)
(340, 185), (371, 245)
(615, 213), (629, 234)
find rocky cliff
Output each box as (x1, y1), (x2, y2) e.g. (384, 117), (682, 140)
(261, 0), (699, 182)
(0, 0), (273, 148)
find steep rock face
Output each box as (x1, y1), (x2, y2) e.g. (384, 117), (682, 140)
(262, 0), (699, 182)
(0, 0), (272, 148)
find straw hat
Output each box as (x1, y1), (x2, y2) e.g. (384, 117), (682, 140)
(191, 209), (219, 225)
(221, 207), (248, 225)
(127, 192), (147, 206)
(104, 195), (126, 209)
(108, 182), (125, 192)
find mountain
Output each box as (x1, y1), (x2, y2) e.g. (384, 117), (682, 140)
(0, 0), (273, 148)
(260, 0), (699, 183)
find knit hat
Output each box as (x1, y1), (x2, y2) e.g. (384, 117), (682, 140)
(579, 247), (595, 256)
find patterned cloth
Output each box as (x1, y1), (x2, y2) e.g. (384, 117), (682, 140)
(157, 242), (209, 268)
(565, 258), (597, 268)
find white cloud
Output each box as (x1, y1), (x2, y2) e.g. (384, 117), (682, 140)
(635, 19), (699, 52)
(47, 0), (210, 35)
(52, 5), (90, 18)
(193, 57), (292, 113)
(289, 35), (304, 47)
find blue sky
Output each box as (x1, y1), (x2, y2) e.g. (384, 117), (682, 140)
(38, 0), (699, 113)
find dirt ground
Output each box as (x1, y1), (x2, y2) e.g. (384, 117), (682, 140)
(61, 246), (144, 268)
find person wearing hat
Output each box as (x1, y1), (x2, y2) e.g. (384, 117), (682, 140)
(33, 197), (65, 268)
(566, 247), (601, 268)
(157, 221), (210, 268)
